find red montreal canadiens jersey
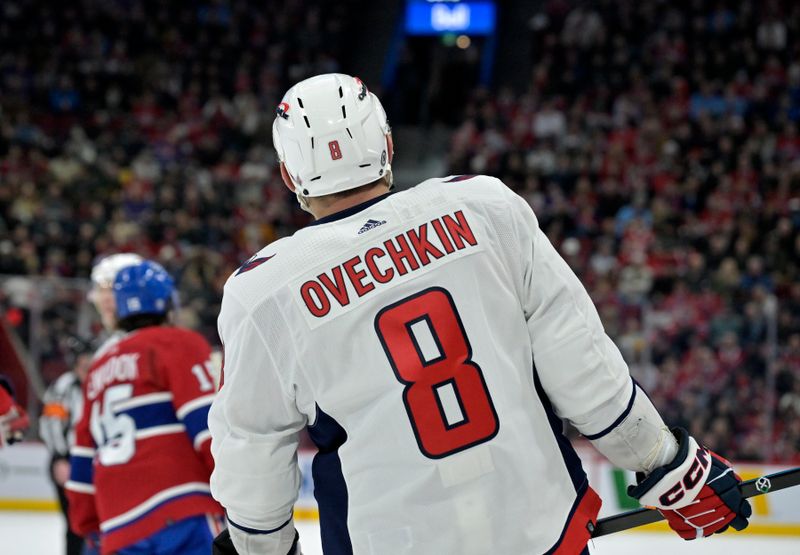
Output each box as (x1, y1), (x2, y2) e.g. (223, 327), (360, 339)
(66, 327), (223, 554)
(210, 176), (633, 554)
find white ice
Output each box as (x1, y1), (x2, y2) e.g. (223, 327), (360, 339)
(0, 512), (797, 554)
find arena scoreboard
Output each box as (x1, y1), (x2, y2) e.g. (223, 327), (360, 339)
(405, 0), (497, 36)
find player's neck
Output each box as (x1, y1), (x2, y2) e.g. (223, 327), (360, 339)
(310, 183), (390, 220)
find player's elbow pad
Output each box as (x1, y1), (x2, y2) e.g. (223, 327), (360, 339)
(584, 385), (678, 473)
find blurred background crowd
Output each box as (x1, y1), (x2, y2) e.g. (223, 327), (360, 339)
(1, 0), (798, 462)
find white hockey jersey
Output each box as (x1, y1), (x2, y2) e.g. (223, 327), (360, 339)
(210, 175), (637, 554)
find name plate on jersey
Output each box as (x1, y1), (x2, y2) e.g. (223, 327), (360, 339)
(291, 206), (485, 329)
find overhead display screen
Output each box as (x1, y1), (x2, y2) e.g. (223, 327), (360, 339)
(405, 1), (496, 36)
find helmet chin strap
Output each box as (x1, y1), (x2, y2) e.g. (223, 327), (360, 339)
(285, 168), (314, 213)
(385, 164), (394, 190)
(296, 189), (313, 213)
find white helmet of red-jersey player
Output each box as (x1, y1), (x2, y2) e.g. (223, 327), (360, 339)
(89, 253), (143, 290)
(272, 73), (391, 205)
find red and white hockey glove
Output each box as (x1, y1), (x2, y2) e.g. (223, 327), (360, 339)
(0, 384), (29, 447)
(627, 428), (751, 540)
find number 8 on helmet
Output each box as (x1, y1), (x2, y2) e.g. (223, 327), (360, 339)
(272, 73), (392, 212)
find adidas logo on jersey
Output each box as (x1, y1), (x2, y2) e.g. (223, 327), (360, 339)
(358, 219), (387, 234)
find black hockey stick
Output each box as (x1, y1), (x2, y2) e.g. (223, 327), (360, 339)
(591, 466), (800, 537)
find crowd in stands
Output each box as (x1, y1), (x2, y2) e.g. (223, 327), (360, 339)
(0, 0), (798, 461)
(0, 0), (338, 358)
(448, 0), (800, 461)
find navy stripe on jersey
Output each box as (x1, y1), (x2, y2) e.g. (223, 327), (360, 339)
(236, 255), (275, 276)
(288, 530), (300, 554)
(532, 364), (586, 491)
(180, 404), (211, 444)
(307, 405), (353, 555)
(583, 379), (636, 440)
(543, 481), (590, 555)
(227, 516), (291, 535)
(70, 454), (93, 485)
(443, 175), (477, 182)
(308, 193), (392, 226)
(121, 401), (179, 430)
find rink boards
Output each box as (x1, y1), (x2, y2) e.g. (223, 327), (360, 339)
(2, 442), (798, 536)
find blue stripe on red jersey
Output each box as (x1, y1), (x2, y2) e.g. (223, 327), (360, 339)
(120, 401), (179, 430)
(180, 405), (211, 443)
(70, 454), (94, 485)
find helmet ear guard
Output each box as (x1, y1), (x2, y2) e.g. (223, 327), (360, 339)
(273, 122), (315, 213)
(272, 73), (392, 207)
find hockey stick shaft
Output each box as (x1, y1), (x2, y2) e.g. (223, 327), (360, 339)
(591, 466), (800, 537)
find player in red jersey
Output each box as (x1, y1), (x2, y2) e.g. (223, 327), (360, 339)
(66, 260), (224, 554)
(0, 374), (28, 447)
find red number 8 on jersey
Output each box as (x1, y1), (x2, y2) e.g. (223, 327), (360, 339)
(375, 287), (499, 459)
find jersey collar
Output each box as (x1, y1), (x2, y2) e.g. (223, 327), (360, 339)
(308, 192), (393, 226)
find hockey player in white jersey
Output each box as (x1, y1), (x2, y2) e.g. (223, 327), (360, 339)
(209, 74), (751, 554)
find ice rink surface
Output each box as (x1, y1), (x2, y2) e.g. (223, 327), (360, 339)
(1, 512), (797, 554)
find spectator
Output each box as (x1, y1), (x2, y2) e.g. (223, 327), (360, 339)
(448, 0), (800, 460)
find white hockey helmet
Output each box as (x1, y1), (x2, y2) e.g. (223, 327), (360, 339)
(272, 73), (391, 203)
(89, 253), (143, 291)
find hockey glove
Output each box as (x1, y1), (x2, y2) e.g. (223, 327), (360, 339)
(212, 529), (238, 555)
(627, 427), (751, 540)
